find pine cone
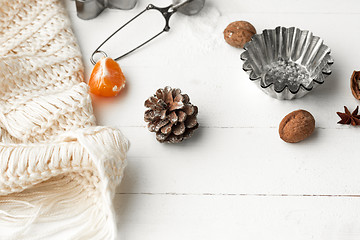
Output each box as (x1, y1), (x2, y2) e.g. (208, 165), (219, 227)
(144, 86), (199, 143)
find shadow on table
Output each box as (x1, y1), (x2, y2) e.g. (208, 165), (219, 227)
(112, 125), (206, 234)
(113, 167), (138, 234)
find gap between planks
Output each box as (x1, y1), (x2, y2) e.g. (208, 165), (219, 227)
(114, 126), (347, 130)
(115, 192), (360, 198)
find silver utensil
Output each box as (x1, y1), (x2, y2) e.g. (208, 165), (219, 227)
(241, 26), (334, 100)
(90, 0), (205, 64)
(75, 0), (138, 20)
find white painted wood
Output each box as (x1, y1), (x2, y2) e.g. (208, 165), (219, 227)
(67, 0), (360, 129)
(117, 126), (360, 195)
(63, 0), (360, 238)
(115, 194), (360, 240)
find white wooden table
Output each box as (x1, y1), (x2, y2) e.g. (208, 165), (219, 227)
(66, 0), (360, 239)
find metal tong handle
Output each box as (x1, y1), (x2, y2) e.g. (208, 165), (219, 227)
(90, 0), (193, 65)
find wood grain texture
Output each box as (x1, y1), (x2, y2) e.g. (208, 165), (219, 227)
(65, 0), (360, 238)
(115, 194), (360, 240)
(116, 127), (358, 195)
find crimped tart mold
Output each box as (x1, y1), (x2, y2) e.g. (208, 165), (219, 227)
(241, 26), (334, 100)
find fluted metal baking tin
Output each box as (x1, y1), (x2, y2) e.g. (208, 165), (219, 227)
(240, 26), (334, 100)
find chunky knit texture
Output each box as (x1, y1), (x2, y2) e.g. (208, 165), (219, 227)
(0, 0), (129, 239)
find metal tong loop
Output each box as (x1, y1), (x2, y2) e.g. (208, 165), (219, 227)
(90, 0), (194, 65)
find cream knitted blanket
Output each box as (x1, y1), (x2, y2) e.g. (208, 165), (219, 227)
(0, 0), (128, 239)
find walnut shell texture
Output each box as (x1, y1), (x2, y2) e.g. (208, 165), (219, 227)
(223, 21), (256, 48)
(350, 70), (360, 100)
(279, 110), (315, 143)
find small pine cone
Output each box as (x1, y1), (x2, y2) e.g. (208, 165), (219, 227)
(144, 86), (199, 143)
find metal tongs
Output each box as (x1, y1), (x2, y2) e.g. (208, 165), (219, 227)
(90, 0), (205, 65)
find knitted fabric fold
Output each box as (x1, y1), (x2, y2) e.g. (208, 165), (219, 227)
(0, 0), (128, 239)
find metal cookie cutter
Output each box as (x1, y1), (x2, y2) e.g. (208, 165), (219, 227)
(90, 0), (205, 65)
(75, 0), (138, 20)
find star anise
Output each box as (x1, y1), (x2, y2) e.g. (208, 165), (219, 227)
(337, 106), (360, 125)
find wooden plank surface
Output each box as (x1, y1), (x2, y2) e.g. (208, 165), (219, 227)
(114, 194), (360, 240)
(117, 127), (359, 195)
(65, 0), (360, 238)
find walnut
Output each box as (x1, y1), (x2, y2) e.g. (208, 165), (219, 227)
(223, 21), (256, 48)
(350, 70), (360, 100)
(279, 110), (315, 143)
